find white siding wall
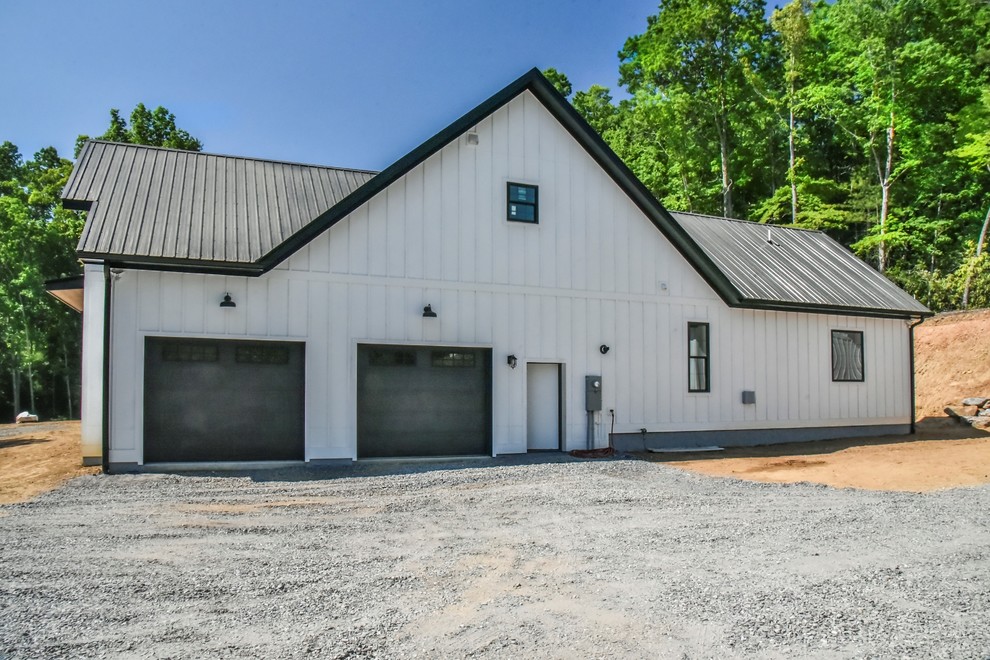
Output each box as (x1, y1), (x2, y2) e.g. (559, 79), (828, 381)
(80, 263), (105, 462)
(94, 91), (912, 463)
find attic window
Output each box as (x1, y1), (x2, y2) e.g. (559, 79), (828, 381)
(507, 183), (538, 223)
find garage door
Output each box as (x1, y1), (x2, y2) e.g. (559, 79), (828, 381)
(357, 345), (492, 458)
(144, 338), (305, 462)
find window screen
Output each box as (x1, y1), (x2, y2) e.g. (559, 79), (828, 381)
(688, 322), (710, 393)
(831, 330), (864, 381)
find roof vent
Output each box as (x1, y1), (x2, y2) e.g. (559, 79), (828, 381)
(766, 227), (781, 247)
(466, 132), (479, 146)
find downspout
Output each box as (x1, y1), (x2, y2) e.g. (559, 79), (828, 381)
(101, 264), (112, 474)
(907, 316), (925, 435)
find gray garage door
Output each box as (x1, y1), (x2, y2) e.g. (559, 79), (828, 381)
(144, 338), (305, 462)
(357, 345), (492, 458)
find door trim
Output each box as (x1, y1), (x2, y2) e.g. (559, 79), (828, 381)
(526, 361), (563, 451)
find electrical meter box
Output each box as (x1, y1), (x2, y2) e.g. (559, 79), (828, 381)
(585, 376), (602, 411)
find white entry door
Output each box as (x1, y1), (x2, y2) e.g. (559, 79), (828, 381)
(527, 363), (560, 450)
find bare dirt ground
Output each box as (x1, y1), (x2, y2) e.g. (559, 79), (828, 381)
(0, 421), (98, 505)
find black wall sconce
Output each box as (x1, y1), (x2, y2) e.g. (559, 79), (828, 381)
(507, 354), (517, 369)
(600, 344), (610, 354)
(220, 292), (236, 308)
(422, 304), (437, 318)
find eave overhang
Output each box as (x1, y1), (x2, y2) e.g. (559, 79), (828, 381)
(45, 274), (85, 312)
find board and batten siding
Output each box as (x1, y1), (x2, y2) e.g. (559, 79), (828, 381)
(94, 90), (911, 464)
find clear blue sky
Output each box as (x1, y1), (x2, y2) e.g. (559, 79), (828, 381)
(2, 0), (660, 171)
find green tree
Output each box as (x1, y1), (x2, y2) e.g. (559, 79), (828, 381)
(541, 68), (573, 98)
(951, 88), (990, 307)
(1, 103), (203, 418)
(619, 0), (777, 218)
(804, 0), (984, 272)
(770, 0), (812, 224)
(76, 103), (202, 155)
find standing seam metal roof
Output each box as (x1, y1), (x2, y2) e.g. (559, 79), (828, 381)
(60, 71), (929, 319)
(671, 212), (930, 316)
(64, 140), (377, 269)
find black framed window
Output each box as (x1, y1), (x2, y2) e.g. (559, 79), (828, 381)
(507, 183), (538, 223)
(688, 322), (710, 393)
(831, 330), (864, 381)
(431, 351), (476, 368)
(161, 342), (218, 362)
(369, 349), (416, 367)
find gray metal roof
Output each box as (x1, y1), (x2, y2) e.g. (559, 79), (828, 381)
(60, 73), (927, 320)
(64, 140), (376, 270)
(672, 212), (930, 317)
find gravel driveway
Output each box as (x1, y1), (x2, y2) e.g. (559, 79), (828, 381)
(1, 456), (988, 658)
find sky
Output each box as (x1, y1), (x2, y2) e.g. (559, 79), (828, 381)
(2, 0), (660, 172)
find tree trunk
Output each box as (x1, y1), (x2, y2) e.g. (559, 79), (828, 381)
(788, 104), (798, 224)
(17, 294), (37, 412)
(962, 201), (990, 308)
(62, 341), (73, 419)
(11, 368), (20, 417)
(876, 94), (897, 273)
(878, 180), (891, 272)
(719, 125), (733, 218)
(26, 360), (36, 414)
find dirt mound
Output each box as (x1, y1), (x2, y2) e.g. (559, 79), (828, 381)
(915, 308), (990, 418)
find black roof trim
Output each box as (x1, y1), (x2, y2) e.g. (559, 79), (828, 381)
(732, 298), (932, 320)
(76, 251), (265, 277)
(44, 274), (85, 290)
(257, 68), (742, 308)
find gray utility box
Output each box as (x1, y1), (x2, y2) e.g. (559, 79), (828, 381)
(741, 390), (756, 405)
(586, 376), (602, 411)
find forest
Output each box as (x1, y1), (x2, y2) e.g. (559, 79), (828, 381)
(0, 108), (201, 420)
(0, 0), (988, 420)
(547, 0), (989, 309)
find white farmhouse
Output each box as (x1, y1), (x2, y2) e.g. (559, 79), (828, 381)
(50, 69), (930, 470)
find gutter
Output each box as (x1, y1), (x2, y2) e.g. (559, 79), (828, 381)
(907, 316), (925, 434)
(101, 264), (112, 473)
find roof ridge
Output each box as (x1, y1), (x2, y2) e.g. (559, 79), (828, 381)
(672, 210), (825, 235)
(85, 140), (380, 175)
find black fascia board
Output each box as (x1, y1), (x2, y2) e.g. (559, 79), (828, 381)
(76, 251), (265, 277)
(254, 67), (743, 309)
(734, 297), (934, 320)
(44, 273), (85, 289)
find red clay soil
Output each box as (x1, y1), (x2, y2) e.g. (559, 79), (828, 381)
(915, 308), (990, 418)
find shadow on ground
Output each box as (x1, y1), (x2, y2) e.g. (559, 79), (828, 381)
(0, 438), (52, 450)
(136, 451), (632, 483)
(637, 416), (987, 464)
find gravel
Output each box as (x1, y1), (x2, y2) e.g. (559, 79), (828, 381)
(1, 455), (988, 658)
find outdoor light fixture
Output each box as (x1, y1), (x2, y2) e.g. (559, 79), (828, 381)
(219, 293), (236, 308)
(507, 354), (517, 369)
(422, 304), (437, 318)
